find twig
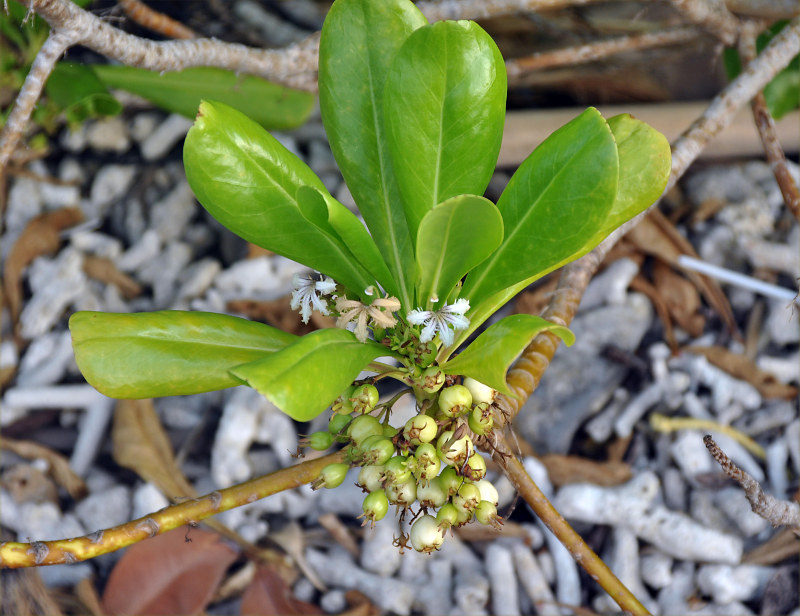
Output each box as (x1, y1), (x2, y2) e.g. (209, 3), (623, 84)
(739, 20), (800, 222)
(118, 0), (197, 39)
(703, 435), (800, 528)
(506, 27), (699, 77)
(650, 413), (766, 458)
(667, 0), (740, 45)
(725, 0), (800, 19)
(0, 452), (343, 568)
(491, 433), (651, 616)
(416, 0), (608, 21)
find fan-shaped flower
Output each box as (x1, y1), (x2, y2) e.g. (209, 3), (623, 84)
(336, 291), (401, 342)
(407, 299), (470, 347)
(290, 273), (337, 323)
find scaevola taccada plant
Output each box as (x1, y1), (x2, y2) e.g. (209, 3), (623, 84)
(69, 0), (670, 552)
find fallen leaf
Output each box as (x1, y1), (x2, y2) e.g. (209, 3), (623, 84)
(2, 437), (88, 500)
(317, 513), (359, 559)
(1, 568), (64, 616)
(1, 464), (59, 505)
(743, 528), (800, 565)
(82, 255), (142, 299)
(102, 527), (237, 615)
(538, 454), (632, 487)
(227, 297), (335, 336)
(630, 274), (677, 349)
(75, 577), (105, 616)
(685, 346), (799, 399)
(2, 207), (84, 328)
(338, 591), (380, 616)
(240, 565), (323, 616)
(652, 260), (705, 337)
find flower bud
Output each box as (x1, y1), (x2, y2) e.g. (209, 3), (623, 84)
(419, 366), (445, 394)
(403, 414), (438, 445)
(463, 377), (496, 406)
(438, 384), (472, 418)
(312, 463), (349, 490)
(360, 435), (395, 466)
(385, 478), (417, 507)
(347, 414), (383, 445)
(417, 478), (447, 509)
(357, 465), (385, 493)
(410, 515), (444, 553)
(474, 479), (499, 506)
(360, 490), (389, 527)
(351, 383), (379, 414)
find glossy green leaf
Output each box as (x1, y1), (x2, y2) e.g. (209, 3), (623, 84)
(230, 328), (389, 421)
(184, 101), (375, 297)
(297, 186), (396, 294)
(416, 195), (503, 308)
(462, 107), (618, 307)
(441, 314), (574, 396)
(93, 65), (314, 130)
(45, 62), (122, 124)
(69, 310), (297, 398)
(319, 0), (426, 309)
(384, 20), (507, 244)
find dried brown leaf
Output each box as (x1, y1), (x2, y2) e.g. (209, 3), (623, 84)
(240, 565), (323, 616)
(82, 255), (142, 299)
(743, 528), (800, 565)
(2, 437), (88, 500)
(1, 568), (64, 616)
(1, 464), (59, 505)
(630, 274), (677, 349)
(652, 260), (705, 336)
(338, 591), (381, 616)
(2, 207), (84, 326)
(317, 513), (359, 559)
(75, 577), (105, 616)
(538, 454), (633, 487)
(226, 297), (335, 336)
(686, 346), (799, 399)
(101, 527), (237, 616)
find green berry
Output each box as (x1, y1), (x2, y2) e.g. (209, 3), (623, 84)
(314, 463), (349, 490)
(347, 414), (383, 445)
(452, 482), (481, 514)
(438, 384), (472, 418)
(383, 455), (412, 485)
(413, 443), (441, 484)
(463, 377), (496, 406)
(438, 466), (461, 497)
(417, 478), (447, 509)
(436, 430), (472, 467)
(475, 500), (502, 529)
(308, 431), (334, 451)
(351, 384), (379, 414)
(436, 503), (460, 533)
(360, 435), (395, 466)
(419, 366), (445, 394)
(332, 386), (356, 414)
(385, 478), (417, 506)
(357, 465), (385, 493)
(458, 452), (487, 482)
(410, 515), (444, 553)
(474, 479), (499, 506)
(360, 490), (389, 526)
(467, 404), (493, 436)
(328, 413), (351, 441)
(403, 414), (438, 445)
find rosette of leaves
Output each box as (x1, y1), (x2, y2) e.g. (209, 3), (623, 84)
(70, 0), (671, 422)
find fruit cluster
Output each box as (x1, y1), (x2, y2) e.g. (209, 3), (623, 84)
(308, 373), (502, 553)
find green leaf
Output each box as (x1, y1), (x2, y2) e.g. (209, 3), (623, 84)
(441, 314), (574, 396)
(184, 100), (376, 297)
(319, 0), (426, 309)
(415, 194), (503, 308)
(45, 62), (122, 124)
(92, 65), (314, 130)
(384, 20), (507, 243)
(231, 328), (389, 421)
(462, 107), (618, 307)
(69, 310), (297, 398)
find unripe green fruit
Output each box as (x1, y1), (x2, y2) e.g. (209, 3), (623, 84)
(438, 384), (472, 418)
(410, 514), (444, 553)
(475, 500), (500, 526)
(467, 404), (493, 436)
(360, 435), (395, 466)
(414, 455), (441, 485)
(385, 478), (417, 506)
(438, 466), (461, 497)
(474, 479), (499, 506)
(419, 366), (445, 394)
(436, 503), (460, 533)
(328, 413), (351, 441)
(315, 463), (349, 489)
(417, 478), (448, 509)
(347, 414), (383, 445)
(357, 465), (385, 493)
(383, 424), (399, 438)
(458, 452), (487, 482)
(361, 490), (389, 525)
(463, 377), (497, 406)
(332, 386), (356, 414)
(382, 455), (412, 485)
(351, 383), (379, 414)
(403, 414), (438, 445)
(308, 431), (334, 451)
(452, 482), (481, 513)
(436, 430), (472, 468)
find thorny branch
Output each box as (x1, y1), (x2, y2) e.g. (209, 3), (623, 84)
(704, 435), (800, 529)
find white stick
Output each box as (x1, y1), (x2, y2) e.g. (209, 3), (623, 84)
(677, 255), (798, 303)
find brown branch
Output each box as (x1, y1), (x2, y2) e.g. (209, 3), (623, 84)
(416, 0), (608, 21)
(118, 0), (197, 40)
(0, 452), (343, 568)
(739, 20), (800, 222)
(491, 434), (651, 616)
(506, 27), (699, 77)
(668, 0), (740, 45)
(704, 435), (800, 528)
(725, 0), (800, 19)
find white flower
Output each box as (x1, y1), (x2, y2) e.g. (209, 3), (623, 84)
(336, 294), (401, 342)
(290, 273), (337, 323)
(406, 298), (470, 347)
